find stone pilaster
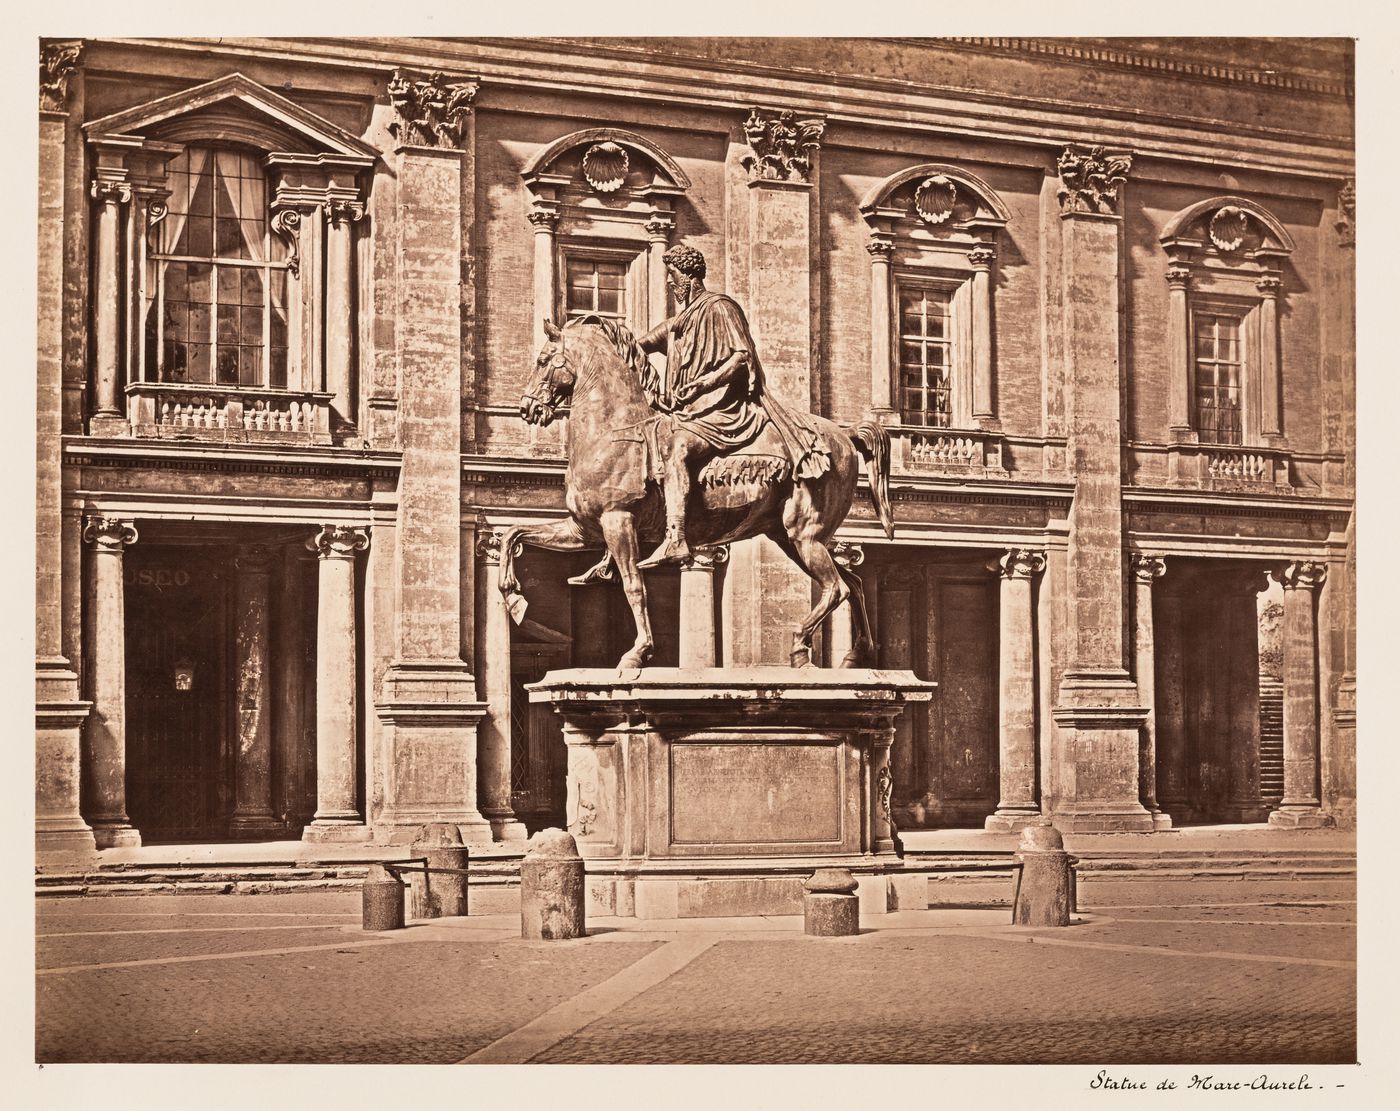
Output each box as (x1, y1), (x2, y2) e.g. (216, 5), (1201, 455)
(324, 200), (363, 430)
(37, 59), (94, 859)
(969, 243), (996, 423)
(372, 118), (494, 844)
(722, 107), (822, 666)
(304, 525), (371, 842)
(82, 517), (140, 848)
(679, 547), (726, 668)
(475, 530), (528, 842)
(865, 236), (896, 421)
(1049, 144), (1151, 832)
(1154, 580), (1189, 818)
(1130, 554), (1172, 830)
(1270, 561), (1331, 828)
(987, 549), (1044, 831)
(228, 546), (281, 837)
(89, 176), (130, 433)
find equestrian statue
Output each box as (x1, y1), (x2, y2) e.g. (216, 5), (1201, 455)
(500, 243), (894, 670)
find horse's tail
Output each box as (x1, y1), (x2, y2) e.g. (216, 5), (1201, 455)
(851, 420), (895, 540)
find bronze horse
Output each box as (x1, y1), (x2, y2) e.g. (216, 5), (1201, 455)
(499, 316), (894, 669)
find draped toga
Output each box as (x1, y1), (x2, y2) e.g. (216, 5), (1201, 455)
(640, 291), (831, 481)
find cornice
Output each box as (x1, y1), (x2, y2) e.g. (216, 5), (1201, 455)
(62, 436), (401, 480)
(1124, 487), (1353, 522)
(935, 37), (1351, 100)
(92, 37), (1353, 180)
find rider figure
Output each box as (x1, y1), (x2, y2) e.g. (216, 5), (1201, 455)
(636, 243), (831, 569)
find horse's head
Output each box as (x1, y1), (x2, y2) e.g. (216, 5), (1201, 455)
(521, 319), (575, 426)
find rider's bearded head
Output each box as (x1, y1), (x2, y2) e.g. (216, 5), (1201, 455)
(663, 243), (706, 307)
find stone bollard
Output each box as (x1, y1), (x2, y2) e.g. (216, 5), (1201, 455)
(362, 863), (405, 931)
(803, 867), (860, 937)
(409, 823), (469, 920)
(1012, 824), (1073, 927)
(520, 828), (586, 940)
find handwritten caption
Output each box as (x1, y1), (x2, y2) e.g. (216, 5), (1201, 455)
(1090, 1070), (1331, 1093)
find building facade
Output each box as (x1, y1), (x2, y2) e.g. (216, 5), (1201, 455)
(34, 36), (1356, 858)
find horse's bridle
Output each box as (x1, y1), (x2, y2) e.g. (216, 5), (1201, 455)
(522, 329), (575, 423)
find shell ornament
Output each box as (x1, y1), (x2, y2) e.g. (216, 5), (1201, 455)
(581, 142), (630, 193)
(1209, 206), (1251, 252)
(914, 175), (958, 225)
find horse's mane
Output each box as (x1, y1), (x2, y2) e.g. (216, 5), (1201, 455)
(569, 315), (661, 402)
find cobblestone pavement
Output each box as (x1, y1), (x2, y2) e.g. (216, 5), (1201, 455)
(35, 880), (1357, 1066)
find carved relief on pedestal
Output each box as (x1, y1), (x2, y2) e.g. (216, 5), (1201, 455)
(40, 39), (82, 112)
(876, 762), (895, 832)
(387, 69), (479, 148)
(82, 516), (138, 552)
(741, 107), (825, 183)
(1056, 144), (1132, 215)
(306, 524), (370, 559)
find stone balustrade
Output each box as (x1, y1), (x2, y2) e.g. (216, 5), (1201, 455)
(1167, 441), (1292, 490)
(125, 383), (334, 444)
(894, 425), (1007, 476)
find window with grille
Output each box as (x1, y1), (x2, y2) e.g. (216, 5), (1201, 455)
(1194, 312), (1244, 445)
(898, 284), (955, 428)
(564, 256), (627, 322)
(144, 147), (291, 388)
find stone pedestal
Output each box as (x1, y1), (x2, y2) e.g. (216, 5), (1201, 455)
(1051, 672), (1153, 832)
(409, 822), (470, 919)
(1012, 824), (1073, 928)
(803, 868), (860, 936)
(530, 668), (932, 916)
(521, 828), (586, 940)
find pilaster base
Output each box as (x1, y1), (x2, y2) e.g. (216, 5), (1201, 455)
(91, 821), (141, 849)
(1219, 804), (1272, 825)
(302, 819), (374, 844)
(35, 821), (98, 860)
(1052, 671), (1153, 833)
(985, 808), (1041, 833)
(88, 412), (129, 437)
(484, 813), (530, 842)
(1150, 811), (1174, 831)
(375, 660), (492, 838)
(376, 816), (496, 846)
(1268, 806), (1334, 829)
(227, 815), (285, 839)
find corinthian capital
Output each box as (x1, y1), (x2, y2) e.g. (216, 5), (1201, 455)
(1056, 144), (1132, 215)
(993, 549), (1046, 580)
(387, 69), (478, 148)
(740, 107), (824, 184)
(1130, 553), (1166, 585)
(307, 525), (370, 559)
(1277, 561), (1327, 592)
(39, 39), (82, 112)
(82, 516), (138, 552)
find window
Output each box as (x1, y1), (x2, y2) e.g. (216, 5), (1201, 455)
(1193, 311), (1244, 445)
(898, 285), (954, 428)
(564, 256), (627, 323)
(145, 147), (291, 389)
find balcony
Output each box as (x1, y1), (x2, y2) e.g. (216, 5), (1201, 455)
(125, 383), (334, 445)
(1165, 441), (1293, 492)
(891, 425), (1008, 478)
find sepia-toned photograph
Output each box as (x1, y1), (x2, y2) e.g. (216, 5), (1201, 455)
(27, 15), (1374, 1097)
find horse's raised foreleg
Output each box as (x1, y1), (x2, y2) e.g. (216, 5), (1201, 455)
(498, 517), (591, 624)
(770, 529), (849, 669)
(599, 509), (654, 670)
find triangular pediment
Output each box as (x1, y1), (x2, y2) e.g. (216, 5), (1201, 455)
(83, 73), (378, 161)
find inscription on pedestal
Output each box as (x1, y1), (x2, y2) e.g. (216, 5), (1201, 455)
(669, 741), (841, 844)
